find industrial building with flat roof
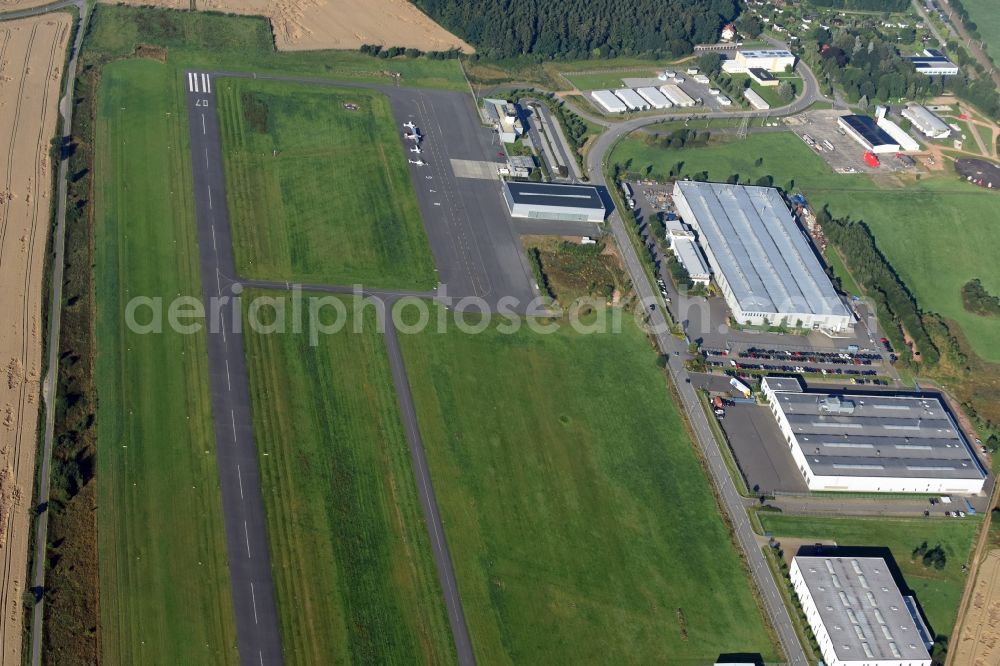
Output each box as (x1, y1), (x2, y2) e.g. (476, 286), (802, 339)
(659, 83), (695, 107)
(762, 377), (987, 494)
(672, 181), (853, 331)
(614, 88), (649, 110)
(636, 86), (672, 109)
(665, 222), (711, 285)
(748, 67), (778, 86)
(908, 49), (958, 76)
(590, 90), (626, 113)
(901, 104), (951, 139)
(722, 48), (796, 73)
(838, 115), (901, 154)
(482, 98), (523, 143)
(501, 181), (605, 222)
(743, 88), (770, 110)
(791, 555), (933, 666)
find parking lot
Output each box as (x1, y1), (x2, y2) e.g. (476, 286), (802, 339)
(783, 110), (915, 174)
(717, 403), (808, 494)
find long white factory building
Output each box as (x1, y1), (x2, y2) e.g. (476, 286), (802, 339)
(762, 377), (987, 494)
(660, 84), (695, 107)
(591, 90), (627, 113)
(672, 181), (853, 332)
(792, 555), (933, 666)
(614, 88), (649, 110)
(901, 104), (951, 139)
(636, 86), (672, 109)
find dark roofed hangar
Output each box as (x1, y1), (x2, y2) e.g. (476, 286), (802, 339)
(501, 181), (605, 222)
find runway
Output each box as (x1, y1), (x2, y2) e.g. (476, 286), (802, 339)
(184, 71), (284, 666)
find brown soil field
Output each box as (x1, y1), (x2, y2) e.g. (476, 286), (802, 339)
(954, 549), (1000, 666)
(0, 0), (63, 11)
(102, 0), (474, 52)
(0, 13), (70, 666)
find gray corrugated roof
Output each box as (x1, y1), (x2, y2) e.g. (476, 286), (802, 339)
(673, 182), (849, 318)
(776, 391), (985, 480)
(794, 556), (931, 662)
(504, 181), (604, 210)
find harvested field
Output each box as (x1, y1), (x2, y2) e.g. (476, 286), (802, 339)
(0, 0), (60, 10)
(0, 13), (71, 666)
(954, 549), (1000, 666)
(102, 0), (473, 52)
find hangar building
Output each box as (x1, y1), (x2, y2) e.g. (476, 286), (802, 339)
(672, 181), (853, 331)
(792, 555), (933, 666)
(838, 115), (901, 154)
(501, 182), (605, 222)
(762, 377), (987, 494)
(901, 104), (951, 139)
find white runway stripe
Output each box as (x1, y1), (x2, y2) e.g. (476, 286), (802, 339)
(193, 73), (200, 93)
(201, 73), (208, 94)
(187, 72), (194, 92)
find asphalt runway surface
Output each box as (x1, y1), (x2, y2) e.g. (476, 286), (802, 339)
(383, 87), (539, 312)
(185, 71), (477, 665)
(185, 72), (284, 666)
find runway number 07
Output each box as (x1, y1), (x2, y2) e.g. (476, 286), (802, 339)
(195, 99), (210, 107)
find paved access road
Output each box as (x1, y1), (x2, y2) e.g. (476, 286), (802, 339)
(185, 72), (284, 666)
(584, 77), (813, 666)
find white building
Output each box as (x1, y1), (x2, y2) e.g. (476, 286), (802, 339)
(838, 115), (901, 154)
(591, 90), (626, 113)
(715, 94), (733, 106)
(908, 49), (959, 76)
(659, 84), (695, 107)
(792, 555), (933, 666)
(636, 86), (672, 109)
(483, 98), (524, 143)
(613, 88), (649, 111)
(744, 87), (770, 110)
(501, 181), (605, 223)
(762, 377), (987, 494)
(672, 182), (853, 332)
(666, 222), (711, 285)
(722, 48), (796, 73)
(901, 104), (951, 139)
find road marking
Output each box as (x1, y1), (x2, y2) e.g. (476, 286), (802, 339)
(207, 185), (213, 209)
(250, 583), (258, 624)
(215, 268), (222, 296)
(201, 113), (206, 135)
(225, 359), (231, 391)
(244, 520), (252, 558)
(211, 224), (217, 252)
(237, 464), (244, 499)
(259, 652), (264, 666)
(193, 73), (200, 93)
(205, 146), (209, 168)
(202, 73), (210, 94)
(231, 410), (237, 443)
(187, 72), (194, 92)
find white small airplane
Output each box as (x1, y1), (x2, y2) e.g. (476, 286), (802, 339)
(403, 121), (418, 131)
(404, 132), (421, 142)
(410, 145), (422, 154)
(408, 159), (426, 166)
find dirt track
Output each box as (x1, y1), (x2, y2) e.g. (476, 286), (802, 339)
(0, 13), (70, 666)
(954, 549), (1000, 666)
(104, 0), (474, 52)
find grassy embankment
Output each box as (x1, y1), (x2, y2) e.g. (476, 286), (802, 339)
(217, 79), (435, 289)
(399, 309), (780, 664)
(94, 58), (237, 664)
(241, 291), (454, 664)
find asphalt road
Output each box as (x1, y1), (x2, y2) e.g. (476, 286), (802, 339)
(585, 78), (812, 666)
(25, 1), (87, 665)
(185, 72), (284, 666)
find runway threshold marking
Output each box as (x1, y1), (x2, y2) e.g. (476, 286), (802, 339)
(250, 582), (259, 624)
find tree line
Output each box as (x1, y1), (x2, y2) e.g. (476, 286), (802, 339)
(413, 0), (739, 59)
(808, 0), (908, 11)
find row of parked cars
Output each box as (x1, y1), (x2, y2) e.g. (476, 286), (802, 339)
(705, 359), (882, 379)
(704, 346), (881, 365)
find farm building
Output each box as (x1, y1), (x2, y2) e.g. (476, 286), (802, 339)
(636, 86), (672, 109)
(901, 104), (951, 139)
(762, 377), (987, 494)
(791, 555), (933, 666)
(659, 84), (695, 107)
(613, 88), (649, 111)
(501, 181), (605, 222)
(591, 90), (626, 113)
(672, 181), (852, 332)
(744, 88), (770, 110)
(838, 115), (900, 154)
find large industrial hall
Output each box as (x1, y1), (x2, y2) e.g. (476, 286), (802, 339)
(671, 181), (853, 332)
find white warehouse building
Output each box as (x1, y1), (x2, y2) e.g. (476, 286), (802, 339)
(762, 376), (987, 494)
(791, 555), (933, 666)
(590, 90), (627, 113)
(614, 88), (649, 110)
(636, 86), (672, 109)
(901, 104), (951, 139)
(659, 83), (695, 107)
(672, 181), (853, 332)
(665, 220), (711, 285)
